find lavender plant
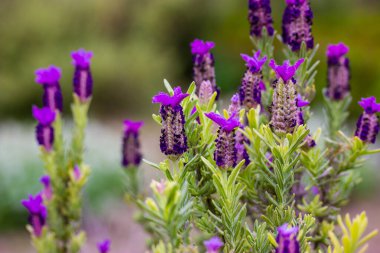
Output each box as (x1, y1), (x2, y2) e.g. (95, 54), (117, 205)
(123, 1), (379, 252)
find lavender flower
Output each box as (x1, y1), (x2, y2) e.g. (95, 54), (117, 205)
(35, 66), (63, 112)
(97, 239), (111, 253)
(275, 224), (300, 253)
(191, 39), (220, 98)
(228, 93), (241, 118)
(325, 43), (350, 100)
(122, 120), (144, 167)
(32, 105), (56, 151)
(205, 112), (240, 169)
(40, 175), (52, 200)
(355, 97), (380, 144)
(282, 0), (314, 51)
(269, 59), (304, 134)
(73, 165), (81, 181)
(248, 0), (274, 37)
(204, 236), (224, 253)
(21, 194), (47, 237)
(153, 87), (189, 156)
(71, 49), (94, 102)
(199, 80), (214, 105)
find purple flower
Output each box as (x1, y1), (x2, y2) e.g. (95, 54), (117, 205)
(355, 97), (380, 144)
(282, 0), (314, 51)
(97, 239), (111, 253)
(206, 113), (240, 169)
(269, 59), (304, 83)
(32, 105), (56, 151)
(73, 165), (81, 180)
(122, 120), (144, 167)
(296, 94), (309, 107)
(235, 129), (250, 166)
(239, 51), (267, 109)
(35, 66), (63, 112)
(275, 224), (300, 253)
(295, 95), (315, 147)
(241, 51), (267, 73)
(198, 80), (214, 105)
(326, 43), (350, 100)
(191, 39), (220, 99)
(21, 194), (47, 237)
(204, 236), (224, 253)
(248, 0), (274, 37)
(228, 93), (241, 118)
(153, 87), (188, 156)
(40, 175), (52, 200)
(71, 49), (94, 102)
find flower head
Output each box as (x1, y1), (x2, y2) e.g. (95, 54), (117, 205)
(35, 66), (62, 85)
(241, 51), (267, 73)
(326, 42), (349, 59)
(71, 49), (93, 68)
(122, 119), (143, 167)
(275, 224), (300, 253)
(198, 80), (214, 105)
(205, 112), (240, 132)
(97, 239), (111, 253)
(358, 97), (380, 114)
(204, 236), (224, 253)
(124, 120), (144, 134)
(269, 59), (304, 83)
(248, 0), (274, 37)
(190, 39), (215, 55)
(32, 106), (56, 125)
(21, 193), (47, 236)
(152, 87), (189, 107)
(40, 175), (52, 200)
(228, 93), (241, 118)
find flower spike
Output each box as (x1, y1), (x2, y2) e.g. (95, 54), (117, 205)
(32, 105), (56, 151)
(248, 0), (274, 37)
(71, 48), (94, 102)
(35, 65), (63, 112)
(355, 97), (380, 143)
(122, 120), (144, 167)
(275, 224), (300, 253)
(21, 194), (47, 237)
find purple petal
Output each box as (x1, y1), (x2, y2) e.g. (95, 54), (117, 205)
(190, 39), (215, 55)
(205, 112), (240, 132)
(32, 105), (56, 125)
(97, 239), (111, 253)
(35, 66), (62, 85)
(326, 42), (349, 59)
(21, 194), (46, 215)
(71, 49), (93, 68)
(152, 86), (189, 106)
(358, 97), (380, 114)
(240, 51), (267, 73)
(277, 223), (299, 236)
(269, 59), (304, 82)
(123, 120), (144, 133)
(204, 236), (224, 252)
(296, 94), (310, 107)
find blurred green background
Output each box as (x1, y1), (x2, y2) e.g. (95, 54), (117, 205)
(1, 0), (380, 251)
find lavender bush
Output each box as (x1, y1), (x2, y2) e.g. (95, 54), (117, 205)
(22, 0), (379, 253)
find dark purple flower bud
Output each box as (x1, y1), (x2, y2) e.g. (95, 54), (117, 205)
(190, 39), (220, 99)
(21, 194), (47, 237)
(97, 239), (111, 253)
(325, 43), (350, 100)
(269, 60), (304, 134)
(40, 175), (52, 200)
(275, 224), (300, 253)
(282, 0), (314, 51)
(32, 105), (56, 151)
(269, 59), (304, 83)
(240, 52), (267, 109)
(248, 0), (274, 37)
(122, 120), (144, 167)
(205, 112), (240, 169)
(199, 80), (214, 105)
(71, 49), (94, 102)
(355, 97), (380, 144)
(153, 87), (189, 156)
(204, 236), (224, 253)
(35, 66), (63, 112)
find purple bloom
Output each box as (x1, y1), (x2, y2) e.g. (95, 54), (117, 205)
(206, 113), (240, 169)
(122, 120), (144, 167)
(204, 236), (224, 253)
(21, 194), (47, 237)
(228, 93), (241, 119)
(269, 59), (304, 83)
(239, 51), (267, 109)
(40, 175), (52, 200)
(198, 80), (214, 105)
(235, 129), (250, 166)
(35, 66), (63, 112)
(32, 105), (56, 151)
(190, 39), (220, 99)
(296, 94), (309, 107)
(153, 87), (188, 156)
(73, 165), (81, 180)
(275, 224), (300, 253)
(282, 0), (314, 51)
(97, 239), (111, 253)
(248, 0), (274, 37)
(355, 97), (380, 144)
(326, 43), (350, 100)
(71, 49), (94, 102)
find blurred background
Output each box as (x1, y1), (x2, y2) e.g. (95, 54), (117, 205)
(1, 0), (380, 252)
